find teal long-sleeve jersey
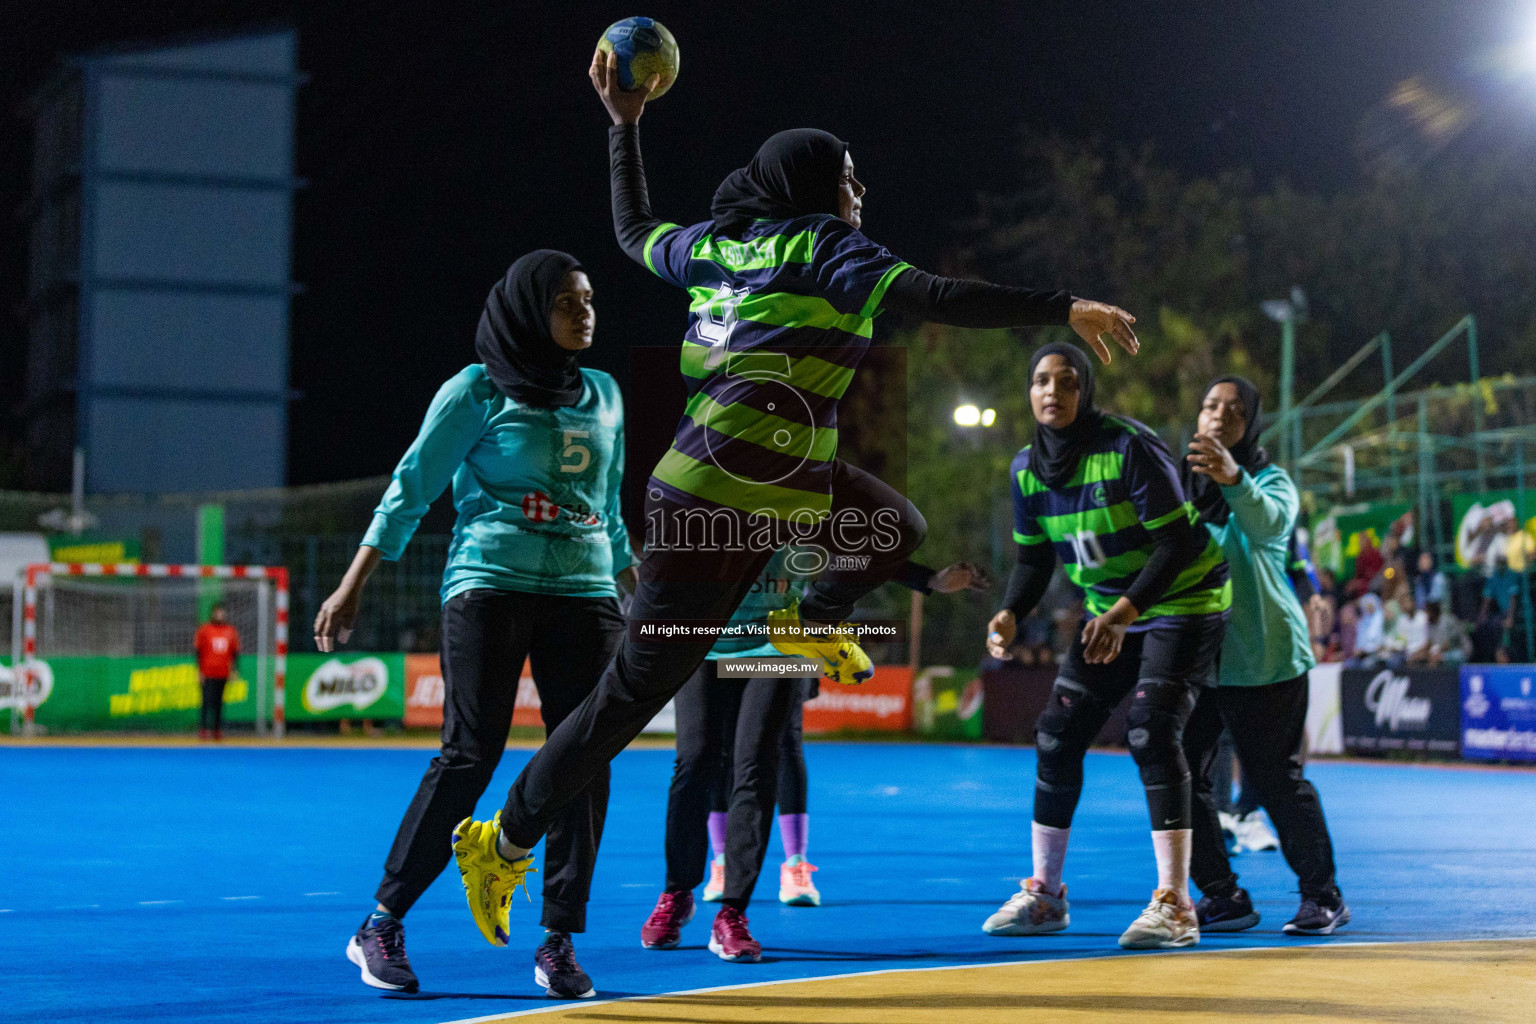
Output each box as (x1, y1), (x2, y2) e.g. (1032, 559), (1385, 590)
(363, 364), (633, 601)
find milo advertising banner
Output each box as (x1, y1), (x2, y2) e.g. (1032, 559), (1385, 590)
(286, 653), (405, 722)
(1311, 502), (1412, 581)
(1451, 490), (1536, 572)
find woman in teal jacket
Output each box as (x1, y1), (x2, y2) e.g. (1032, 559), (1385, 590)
(314, 251), (631, 1000)
(1180, 376), (1349, 937)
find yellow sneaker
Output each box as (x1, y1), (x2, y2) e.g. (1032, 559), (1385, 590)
(451, 811), (537, 947)
(766, 602), (874, 685)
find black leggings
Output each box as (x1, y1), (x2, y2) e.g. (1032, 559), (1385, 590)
(1184, 673), (1340, 899)
(1033, 617), (1224, 832)
(667, 662), (810, 909)
(498, 465), (925, 849)
(198, 677), (226, 733)
(374, 590), (624, 933)
(708, 681), (810, 817)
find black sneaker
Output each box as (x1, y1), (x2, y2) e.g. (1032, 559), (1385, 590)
(1195, 887), (1261, 932)
(1283, 888), (1351, 935)
(346, 915), (419, 993)
(534, 932), (595, 999)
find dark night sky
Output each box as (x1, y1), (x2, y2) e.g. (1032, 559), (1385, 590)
(2, 0), (1530, 488)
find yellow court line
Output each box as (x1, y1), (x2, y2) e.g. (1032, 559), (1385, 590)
(438, 937), (1536, 1024)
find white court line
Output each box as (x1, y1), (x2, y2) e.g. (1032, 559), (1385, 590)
(222, 896), (261, 901)
(304, 892), (341, 896)
(138, 900), (182, 905)
(619, 883), (653, 888)
(434, 933), (1536, 1024)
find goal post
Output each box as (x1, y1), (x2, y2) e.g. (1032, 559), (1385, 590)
(12, 563), (289, 738)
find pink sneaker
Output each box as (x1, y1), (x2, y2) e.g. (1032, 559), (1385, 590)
(778, 856), (820, 906)
(708, 906), (762, 962)
(702, 857), (726, 902)
(640, 890), (694, 950)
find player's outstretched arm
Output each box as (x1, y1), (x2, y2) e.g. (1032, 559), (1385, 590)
(883, 269), (1138, 364)
(592, 48), (668, 266)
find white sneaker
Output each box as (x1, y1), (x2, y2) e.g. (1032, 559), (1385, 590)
(1233, 811), (1279, 852)
(1119, 888), (1200, 949)
(982, 878), (1069, 935)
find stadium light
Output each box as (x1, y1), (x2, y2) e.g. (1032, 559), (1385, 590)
(981, 408), (997, 427)
(953, 404), (982, 427)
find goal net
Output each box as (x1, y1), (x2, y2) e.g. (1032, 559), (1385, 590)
(9, 564), (288, 736)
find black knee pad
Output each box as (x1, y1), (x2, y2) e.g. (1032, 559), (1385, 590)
(1034, 678), (1101, 788)
(1126, 679), (1196, 789)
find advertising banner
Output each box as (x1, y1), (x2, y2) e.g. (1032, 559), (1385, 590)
(1460, 665), (1536, 762)
(803, 666), (912, 734)
(1312, 502), (1411, 580)
(1, 654), (258, 731)
(1450, 491), (1536, 572)
(1339, 666), (1460, 755)
(912, 665), (983, 740)
(285, 653), (404, 722)
(1305, 663), (1344, 755)
(403, 653), (542, 730)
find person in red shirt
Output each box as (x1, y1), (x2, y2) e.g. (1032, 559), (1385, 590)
(193, 603), (240, 741)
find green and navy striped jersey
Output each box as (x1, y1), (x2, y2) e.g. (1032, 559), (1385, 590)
(639, 214), (911, 520)
(1010, 415), (1231, 627)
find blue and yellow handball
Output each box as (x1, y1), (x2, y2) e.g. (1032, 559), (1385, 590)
(596, 16), (680, 100)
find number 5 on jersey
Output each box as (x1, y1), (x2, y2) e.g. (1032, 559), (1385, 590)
(560, 430), (591, 474)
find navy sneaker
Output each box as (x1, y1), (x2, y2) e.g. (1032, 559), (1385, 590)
(535, 931), (595, 999)
(1283, 888), (1351, 935)
(1195, 887), (1261, 932)
(346, 915), (419, 993)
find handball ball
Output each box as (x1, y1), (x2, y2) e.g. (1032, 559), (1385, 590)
(596, 16), (680, 99)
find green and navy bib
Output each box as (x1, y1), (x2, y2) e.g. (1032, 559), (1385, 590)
(640, 214), (911, 520)
(1010, 415), (1231, 628)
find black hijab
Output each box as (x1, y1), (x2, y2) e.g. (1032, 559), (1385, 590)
(1183, 374), (1273, 526)
(475, 250), (585, 408)
(1027, 342), (1105, 489)
(711, 128), (848, 236)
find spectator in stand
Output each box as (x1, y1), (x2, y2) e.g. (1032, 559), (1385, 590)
(1347, 593), (1385, 668)
(1017, 610), (1056, 667)
(1371, 535), (1410, 606)
(1309, 568), (1338, 662)
(1407, 601), (1469, 666)
(194, 602), (240, 741)
(1413, 552), (1448, 610)
(1382, 596), (1422, 669)
(1347, 536), (1383, 601)
(1327, 600), (1356, 663)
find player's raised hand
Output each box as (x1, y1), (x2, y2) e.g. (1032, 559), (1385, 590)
(590, 47), (659, 125)
(1068, 300), (1139, 364)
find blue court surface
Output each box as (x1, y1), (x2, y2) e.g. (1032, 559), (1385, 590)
(4, 742), (1534, 1023)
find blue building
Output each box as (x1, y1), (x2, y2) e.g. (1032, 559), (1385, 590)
(23, 27), (301, 494)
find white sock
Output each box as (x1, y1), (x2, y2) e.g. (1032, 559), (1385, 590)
(496, 830), (531, 862)
(1151, 828), (1192, 901)
(1031, 821), (1071, 894)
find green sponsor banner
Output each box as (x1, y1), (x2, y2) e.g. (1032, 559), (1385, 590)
(284, 653), (405, 722)
(1, 653), (264, 731)
(913, 665), (984, 741)
(46, 535), (141, 564)
(1450, 490), (1536, 572)
(0, 652), (406, 729)
(1312, 502), (1412, 581)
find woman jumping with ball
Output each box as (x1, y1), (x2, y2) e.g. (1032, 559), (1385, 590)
(449, 46), (1142, 962)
